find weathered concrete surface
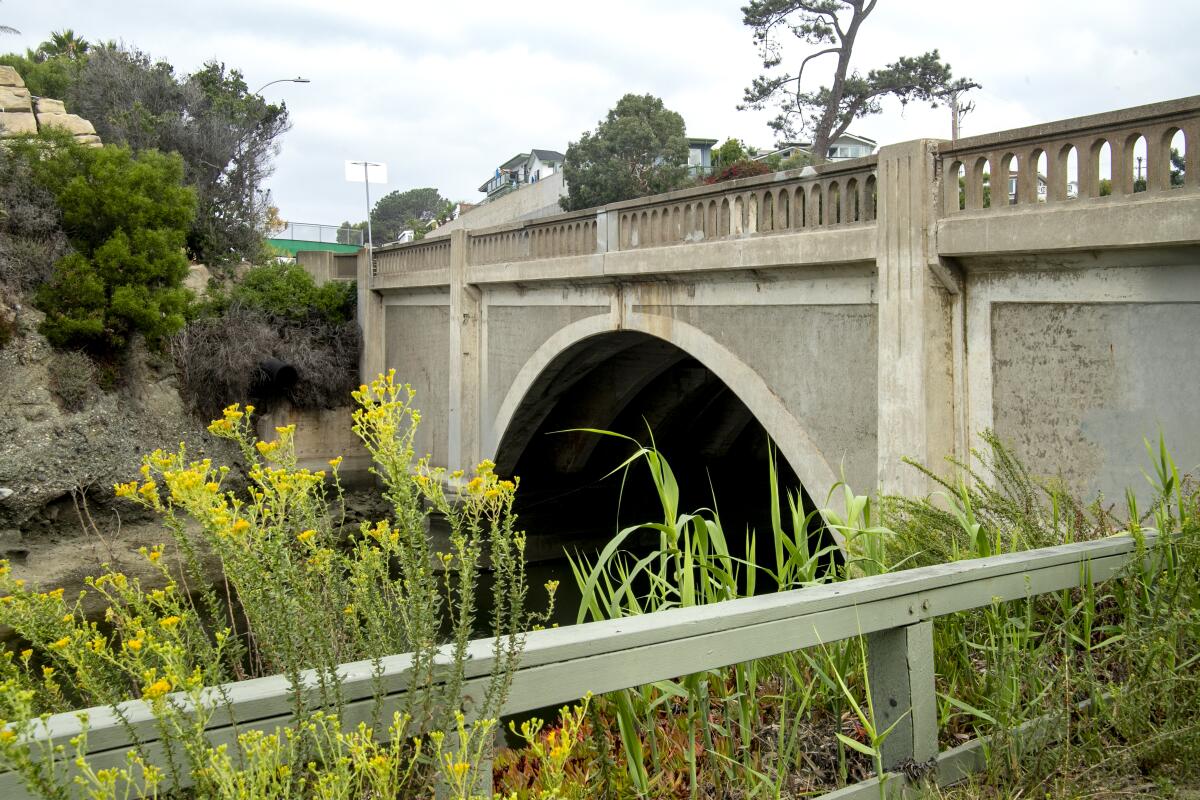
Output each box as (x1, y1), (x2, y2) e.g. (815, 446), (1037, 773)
(486, 304), (609, 414)
(384, 303), (450, 464)
(992, 298), (1200, 503)
(641, 303), (878, 493)
(256, 403), (372, 484)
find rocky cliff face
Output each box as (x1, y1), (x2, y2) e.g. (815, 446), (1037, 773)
(0, 65), (101, 145)
(0, 300), (242, 599)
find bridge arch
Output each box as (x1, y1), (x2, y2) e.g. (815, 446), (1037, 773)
(489, 312), (840, 513)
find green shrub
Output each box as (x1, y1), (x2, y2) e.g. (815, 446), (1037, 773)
(779, 150), (813, 171)
(48, 350), (95, 411)
(0, 139), (68, 295)
(18, 134), (196, 354)
(229, 262), (355, 325)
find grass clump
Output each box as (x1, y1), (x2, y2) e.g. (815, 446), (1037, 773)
(511, 430), (1200, 799)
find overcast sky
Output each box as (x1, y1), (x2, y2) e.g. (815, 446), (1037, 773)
(5, 1), (1197, 225)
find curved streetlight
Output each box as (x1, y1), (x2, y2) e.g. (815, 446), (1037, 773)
(254, 76), (310, 95)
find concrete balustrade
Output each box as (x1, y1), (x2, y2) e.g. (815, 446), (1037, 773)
(941, 95), (1199, 213)
(372, 238), (452, 276)
(468, 214), (599, 266)
(616, 158), (878, 250)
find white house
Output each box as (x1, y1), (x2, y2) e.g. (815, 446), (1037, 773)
(478, 149), (565, 201)
(752, 132), (877, 164)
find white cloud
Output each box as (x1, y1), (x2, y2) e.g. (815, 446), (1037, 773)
(4, 0), (1197, 223)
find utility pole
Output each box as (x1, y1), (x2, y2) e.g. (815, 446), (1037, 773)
(949, 90), (975, 143)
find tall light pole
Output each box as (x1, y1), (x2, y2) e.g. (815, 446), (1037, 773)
(348, 161), (385, 255)
(254, 77), (310, 95)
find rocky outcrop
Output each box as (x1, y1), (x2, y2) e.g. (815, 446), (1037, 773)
(0, 301), (242, 597)
(0, 65), (101, 146)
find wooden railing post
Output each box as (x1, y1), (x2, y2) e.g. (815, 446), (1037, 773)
(867, 621), (937, 771)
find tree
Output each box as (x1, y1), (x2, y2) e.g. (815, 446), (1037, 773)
(66, 45), (290, 265)
(1171, 147), (1185, 187)
(19, 133), (196, 354)
(712, 138), (749, 168)
(561, 94), (689, 211)
(35, 29), (89, 62)
(369, 187), (448, 243)
(740, 0), (978, 164)
(0, 47), (83, 99)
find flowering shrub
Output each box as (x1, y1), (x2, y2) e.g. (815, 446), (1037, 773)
(0, 371), (556, 798)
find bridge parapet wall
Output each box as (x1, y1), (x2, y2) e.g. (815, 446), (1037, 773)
(445, 157), (880, 271)
(615, 157), (877, 250)
(469, 210), (600, 265)
(940, 95), (1200, 213)
(373, 237), (452, 276)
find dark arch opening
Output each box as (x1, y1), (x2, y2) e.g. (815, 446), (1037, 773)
(494, 331), (829, 588)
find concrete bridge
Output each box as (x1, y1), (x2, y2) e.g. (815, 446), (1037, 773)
(358, 96), (1200, 526)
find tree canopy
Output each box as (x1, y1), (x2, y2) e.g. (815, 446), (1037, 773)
(14, 133), (196, 354)
(740, 0), (978, 164)
(369, 187), (449, 243)
(1, 37), (291, 265)
(561, 94), (690, 211)
(66, 46), (291, 265)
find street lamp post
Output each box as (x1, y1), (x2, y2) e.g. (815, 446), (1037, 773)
(253, 77), (310, 95)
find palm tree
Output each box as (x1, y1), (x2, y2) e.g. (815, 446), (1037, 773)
(35, 29), (89, 61)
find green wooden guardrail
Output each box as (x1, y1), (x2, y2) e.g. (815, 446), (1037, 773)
(0, 533), (1159, 799)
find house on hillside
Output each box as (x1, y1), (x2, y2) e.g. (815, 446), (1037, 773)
(687, 138), (718, 176)
(478, 149), (565, 201)
(752, 132), (877, 164)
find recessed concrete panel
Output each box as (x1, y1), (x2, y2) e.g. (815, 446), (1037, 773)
(385, 305), (450, 465)
(992, 302), (1200, 503)
(635, 304), (879, 494)
(487, 305), (608, 413)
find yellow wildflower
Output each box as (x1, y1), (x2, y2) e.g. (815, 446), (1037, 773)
(126, 638), (143, 652)
(48, 588), (64, 600)
(159, 616), (182, 630)
(232, 518), (250, 534)
(42, 666), (54, 678)
(19, 649), (31, 661)
(0, 596), (13, 605)
(297, 529), (316, 545)
(143, 679), (172, 700)
(49, 636), (70, 650)
(343, 604), (355, 616)
(61, 614), (72, 623)
(328, 456), (343, 469)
